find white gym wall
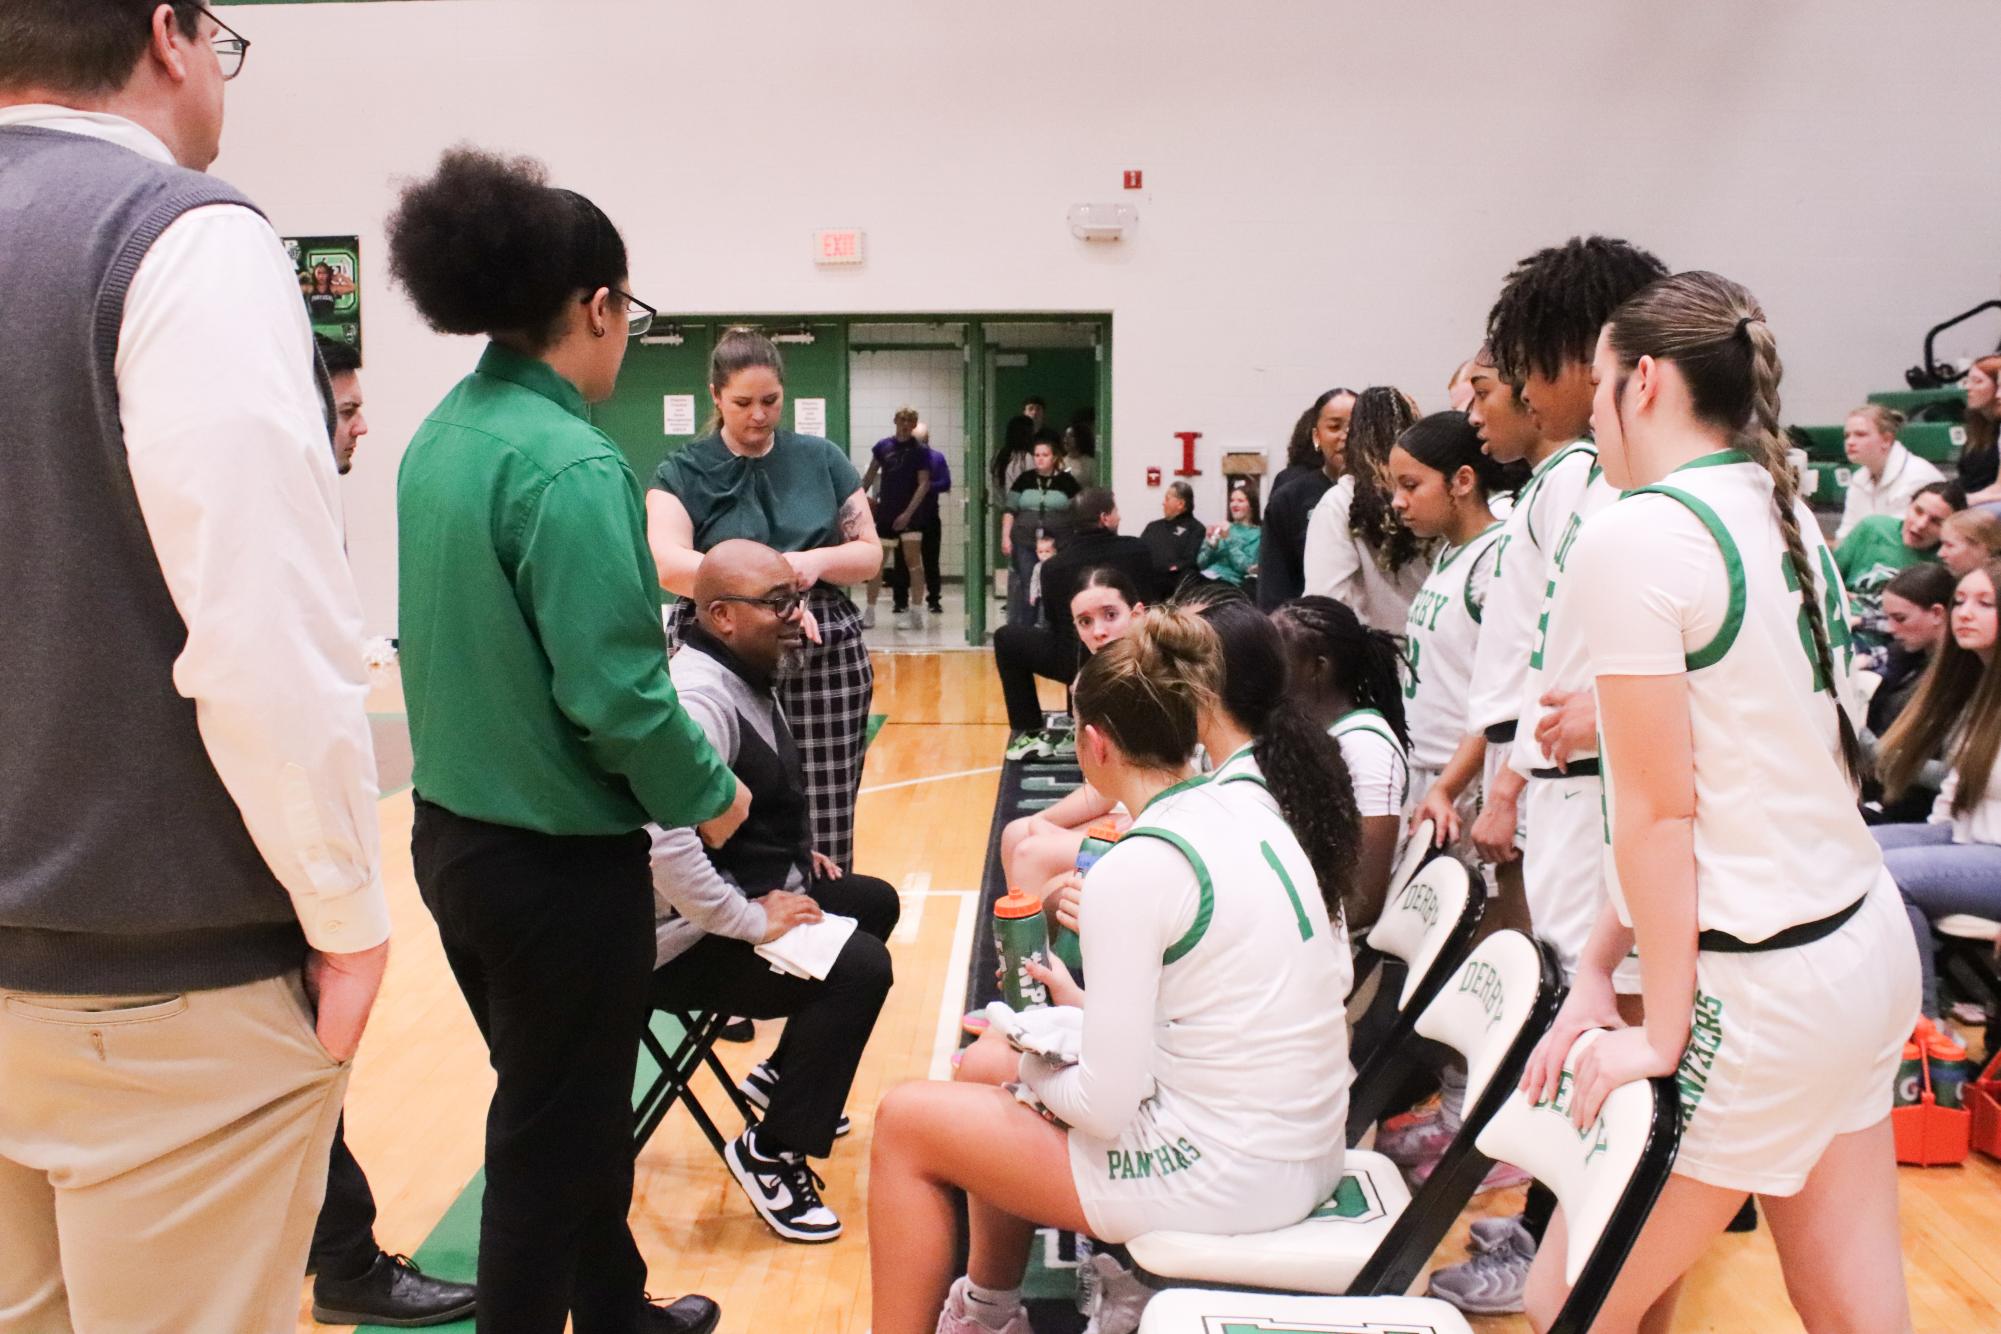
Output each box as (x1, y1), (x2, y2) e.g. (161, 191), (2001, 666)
(213, 0), (2001, 635)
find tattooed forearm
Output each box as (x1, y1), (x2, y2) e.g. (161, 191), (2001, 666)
(840, 491), (870, 541)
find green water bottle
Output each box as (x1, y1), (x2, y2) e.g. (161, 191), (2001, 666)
(1927, 1033), (1970, 1110)
(994, 888), (1050, 1009)
(1055, 820), (1123, 973)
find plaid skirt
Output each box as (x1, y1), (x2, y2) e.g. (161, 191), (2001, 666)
(671, 587), (874, 871)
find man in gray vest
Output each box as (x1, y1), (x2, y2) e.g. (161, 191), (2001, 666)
(0, 5), (391, 1329)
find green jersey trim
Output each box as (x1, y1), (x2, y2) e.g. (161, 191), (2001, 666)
(1672, 448), (1753, 473)
(1625, 483), (1747, 670)
(1139, 771), (1210, 815)
(1122, 827), (1216, 963)
(1458, 525), (1505, 625)
(1522, 441), (1599, 550)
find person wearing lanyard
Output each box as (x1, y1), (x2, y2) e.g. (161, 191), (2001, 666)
(647, 327), (885, 873)
(388, 147), (746, 1334)
(1002, 430), (1083, 627)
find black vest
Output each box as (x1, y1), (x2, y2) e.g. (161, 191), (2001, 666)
(683, 627), (811, 893)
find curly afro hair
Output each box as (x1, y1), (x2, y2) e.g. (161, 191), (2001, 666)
(385, 146), (627, 348)
(1484, 235), (1668, 386)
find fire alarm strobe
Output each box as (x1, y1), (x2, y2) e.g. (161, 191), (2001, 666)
(1067, 203), (1137, 242)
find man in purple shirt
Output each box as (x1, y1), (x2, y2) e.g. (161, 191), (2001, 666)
(861, 408), (935, 626)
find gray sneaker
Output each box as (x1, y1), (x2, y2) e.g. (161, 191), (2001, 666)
(1077, 1251), (1151, 1334)
(1427, 1217), (1535, 1315)
(1467, 1211), (1524, 1254)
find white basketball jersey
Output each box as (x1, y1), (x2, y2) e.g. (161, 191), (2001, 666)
(1468, 442), (1597, 735)
(1105, 777), (1354, 1163)
(1330, 708), (1411, 819)
(1571, 451), (1879, 941)
(1511, 465), (1619, 777)
(1399, 523), (1504, 770)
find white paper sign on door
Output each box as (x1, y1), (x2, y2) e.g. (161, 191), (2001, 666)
(663, 394), (696, 436)
(795, 397), (827, 438)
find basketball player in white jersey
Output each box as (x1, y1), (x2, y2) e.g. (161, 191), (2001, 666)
(868, 610), (1354, 1334)
(1397, 412), (1508, 855)
(1521, 272), (1920, 1334)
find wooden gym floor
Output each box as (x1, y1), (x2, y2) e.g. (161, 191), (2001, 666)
(304, 651), (2001, 1333)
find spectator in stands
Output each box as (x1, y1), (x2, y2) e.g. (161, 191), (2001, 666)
(1939, 508), (2001, 577)
(1140, 480), (1204, 599)
(1863, 564), (1958, 824)
(649, 540), (899, 1243)
(1872, 559), (2001, 1018)
(1259, 388), (1356, 610)
(1276, 596), (1413, 929)
(861, 407), (935, 629)
(1446, 358), (1478, 412)
(1836, 480), (1963, 650)
(1837, 404), (1943, 540)
(913, 421), (947, 615)
(1001, 429), (1080, 627)
(1958, 354), (2001, 510)
(1022, 395), (1047, 431)
(996, 567), (1150, 914)
(1303, 385), (1429, 631)
(872, 608), (1353, 1334)
(1197, 481), (1262, 592)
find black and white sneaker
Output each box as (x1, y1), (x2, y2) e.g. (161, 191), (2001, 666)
(738, 1060), (851, 1137)
(723, 1127), (842, 1243)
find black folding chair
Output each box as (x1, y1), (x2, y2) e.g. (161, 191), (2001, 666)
(632, 1008), (763, 1160)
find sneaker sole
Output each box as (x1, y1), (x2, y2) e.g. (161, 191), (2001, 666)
(723, 1143), (844, 1244)
(311, 1299), (478, 1328)
(1428, 1290), (1527, 1316)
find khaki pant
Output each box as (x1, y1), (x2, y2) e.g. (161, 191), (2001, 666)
(0, 972), (349, 1333)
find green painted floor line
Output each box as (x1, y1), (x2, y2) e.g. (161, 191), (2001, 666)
(866, 713), (887, 747)
(354, 1013), (689, 1333)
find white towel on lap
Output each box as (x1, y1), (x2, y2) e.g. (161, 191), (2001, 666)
(985, 1001), (1086, 1065)
(754, 913), (858, 980)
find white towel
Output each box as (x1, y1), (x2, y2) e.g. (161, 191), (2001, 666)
(754, 913), (859, 980)
(985, 1001), (1086, 1065)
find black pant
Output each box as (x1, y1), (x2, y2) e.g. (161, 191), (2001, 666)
(413, 797), (654, 1334)
(310, 1114), (380, 1279)
(993, 624), (1083, 732)
(919, 518), (943, 611)
(651, 873), (899, 1159)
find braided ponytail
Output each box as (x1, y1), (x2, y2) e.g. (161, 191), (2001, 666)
(1739, 319), (1860, 779)
(1279, 595), (1411, 748)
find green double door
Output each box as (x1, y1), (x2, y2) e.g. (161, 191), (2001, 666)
(593, 320), (851, 484)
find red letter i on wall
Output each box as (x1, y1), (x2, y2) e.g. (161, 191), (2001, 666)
(1174, 431), (1201, 476)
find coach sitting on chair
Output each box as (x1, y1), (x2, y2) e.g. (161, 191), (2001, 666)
(650, 540), (900, 1245)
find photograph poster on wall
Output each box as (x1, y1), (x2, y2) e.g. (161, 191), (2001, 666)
(286, 235), (362, 360)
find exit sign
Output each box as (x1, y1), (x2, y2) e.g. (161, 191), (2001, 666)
(815, 229), (865, 266)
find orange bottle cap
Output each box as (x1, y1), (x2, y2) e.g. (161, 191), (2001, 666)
(1926, 1034), (1967, 1060)
(994, 889), (1044, 920)
(1086, 820), (1124, 842)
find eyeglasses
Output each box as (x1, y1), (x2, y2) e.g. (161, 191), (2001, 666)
(197, 5), (251, 80)
(617, 289), (657, 338)
(709, 590), (803, 618)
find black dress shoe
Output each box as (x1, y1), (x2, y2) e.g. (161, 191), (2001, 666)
(643, 1293), (722, 1333)
(716, 1015), (756, 1043)
(311, 1252), (477, 1328)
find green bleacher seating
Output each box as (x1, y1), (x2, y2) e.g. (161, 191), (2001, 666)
(1868, 387), (1968, 416)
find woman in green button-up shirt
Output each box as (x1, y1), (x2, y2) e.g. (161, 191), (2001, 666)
(645, 328), (885, 872)
(387, 147), (738, 1334)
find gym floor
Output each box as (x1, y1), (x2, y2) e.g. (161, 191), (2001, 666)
(307, 652), (2001, 1333)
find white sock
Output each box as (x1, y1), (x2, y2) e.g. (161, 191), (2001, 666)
(1439, 1061), (1468, 1134)
(962, 1280), (1023, 1329)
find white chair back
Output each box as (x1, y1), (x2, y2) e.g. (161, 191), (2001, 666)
(1473, 1030), (1678, 1286)
(1364, 855), (1472, 1008)
(1385, 818), (1434, 903)
(1411, 930), (1549, 1111)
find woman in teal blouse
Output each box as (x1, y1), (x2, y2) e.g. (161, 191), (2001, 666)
(1199, 482), (1264, 591)
(647, 328), (884, 870)
(388, 147), (738, 1334)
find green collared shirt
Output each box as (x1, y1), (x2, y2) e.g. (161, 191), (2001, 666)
(397, 344), (735, 835)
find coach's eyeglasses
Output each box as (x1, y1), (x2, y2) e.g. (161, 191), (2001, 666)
(196, 5), (251, 81)
(708, 591), (804, 618)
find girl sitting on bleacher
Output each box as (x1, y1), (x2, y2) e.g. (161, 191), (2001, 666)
(869, 608), (1354, 1334)
(1863, 562), (1959, 823)
(1872, 558), (2001, 1019)
(996, 566), (1148, 907)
